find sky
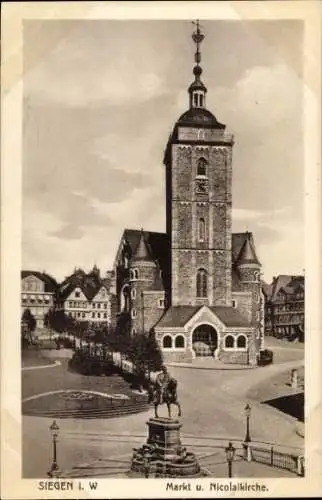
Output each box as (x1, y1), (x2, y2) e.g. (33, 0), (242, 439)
(22, 19), (304, 283)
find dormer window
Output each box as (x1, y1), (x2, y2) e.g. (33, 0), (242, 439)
(197, 157), (207, 177)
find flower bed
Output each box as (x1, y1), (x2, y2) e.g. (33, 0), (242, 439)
(22, 389), (149, 418)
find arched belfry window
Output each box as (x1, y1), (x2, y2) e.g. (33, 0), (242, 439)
(196, 268), (208, 298)
(197, 157), (207, 177)
(198, 218), (206, 242)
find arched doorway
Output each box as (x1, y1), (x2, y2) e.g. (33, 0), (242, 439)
(192, 324), (218, 357)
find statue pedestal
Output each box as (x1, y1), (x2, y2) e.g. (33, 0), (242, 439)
(131, 417), (202, 477)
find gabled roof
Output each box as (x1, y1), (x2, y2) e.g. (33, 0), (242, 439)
(155, 305), (250, 329)
(21, 270), (58, 292)
(211, 306), (250, 327)
(154, 306), (200, 328)
(59, 268), (110, 301)
(269, 274), (304, 303)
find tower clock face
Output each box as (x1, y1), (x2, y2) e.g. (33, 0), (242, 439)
(195, 179), (209, 194)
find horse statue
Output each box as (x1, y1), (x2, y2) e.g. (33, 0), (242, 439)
(148, 375), (182, 419)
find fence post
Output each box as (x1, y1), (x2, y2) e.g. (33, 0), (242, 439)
(270, 446), (274, 467)
(247, 443), (252, 462)
(243, 443), (252, 462)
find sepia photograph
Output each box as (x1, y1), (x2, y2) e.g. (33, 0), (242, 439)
(1, 2), (321, 499)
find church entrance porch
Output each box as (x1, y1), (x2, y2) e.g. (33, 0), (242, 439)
(192, 324), (218, 357)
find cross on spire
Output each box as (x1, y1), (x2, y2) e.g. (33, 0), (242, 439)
(192, 20), (204, 65)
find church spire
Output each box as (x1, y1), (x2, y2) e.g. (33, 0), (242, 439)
(132, 229), (153, 262)
(237, 232), (260, 267)
(189, 20), (207, 109)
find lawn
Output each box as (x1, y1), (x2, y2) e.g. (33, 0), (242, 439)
(22, 359), (144, 400)
(21, 348), (56, 368)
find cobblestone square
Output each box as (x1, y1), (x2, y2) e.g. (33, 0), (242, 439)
(22, 338), (304, 478)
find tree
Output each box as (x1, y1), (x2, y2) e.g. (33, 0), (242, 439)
(128, 332), (164, 384)
(128, 334), (148, 383)
(44, 309), (72, 333)
(21, 309), (37, 344)
(116, 312), (131, 336)
(146, 332), (163, 377)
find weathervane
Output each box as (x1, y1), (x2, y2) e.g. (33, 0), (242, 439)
(192, 20), (204, 65)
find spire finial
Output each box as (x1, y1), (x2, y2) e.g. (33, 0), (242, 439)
(189, 20), (207, 109)
(192, 20), (204, 66)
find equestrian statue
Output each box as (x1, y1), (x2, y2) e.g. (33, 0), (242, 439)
(148, 365), (182, 419)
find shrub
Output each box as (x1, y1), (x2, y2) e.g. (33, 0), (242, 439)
(68, 350), (115, 376)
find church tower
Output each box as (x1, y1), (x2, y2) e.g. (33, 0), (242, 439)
(164, 21), (234, 308)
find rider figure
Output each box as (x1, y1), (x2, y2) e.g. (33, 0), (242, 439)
(155, 365), (171, 404)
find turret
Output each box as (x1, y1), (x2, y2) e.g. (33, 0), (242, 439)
(236, 232), (263, 351)
(237, 232), (261, 283)
(129, 229), (157, 334)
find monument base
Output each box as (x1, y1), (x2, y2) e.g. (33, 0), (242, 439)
(131, 417), (203, 478)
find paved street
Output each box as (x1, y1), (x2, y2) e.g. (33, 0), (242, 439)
(22, 338), (304, 478)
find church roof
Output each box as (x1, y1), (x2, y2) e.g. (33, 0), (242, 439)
(147, 272), (164, 291)
(188, 78), (207, 93)
(116, 230), (260, 293)
(176, 108), (226, 129)
(131, 231), (154, 262)
(232, 232), (260, 266)
(155, 306), (199, 327)
(120, 229), (169, 270)
(212, 306), (250, 326)
(237, 233), (260, 266)
(155, 305), (250, 329)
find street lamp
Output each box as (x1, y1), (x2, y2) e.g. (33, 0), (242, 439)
(244, 403), (252, 443)
(47, 420), (60, 477)
(225, 442), (236, 478)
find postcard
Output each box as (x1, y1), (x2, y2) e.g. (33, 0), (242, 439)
(1, 1), (321, 498)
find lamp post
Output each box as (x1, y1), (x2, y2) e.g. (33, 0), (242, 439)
(225, 442), (235, 478)
(244, 404), (251, 443)
(47, 420), (60, 477)
(244, 404), (252, 462)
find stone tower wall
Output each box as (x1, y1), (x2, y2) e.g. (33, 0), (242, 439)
(129, 261), (155, 334)
(169, 139), (233, 308)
